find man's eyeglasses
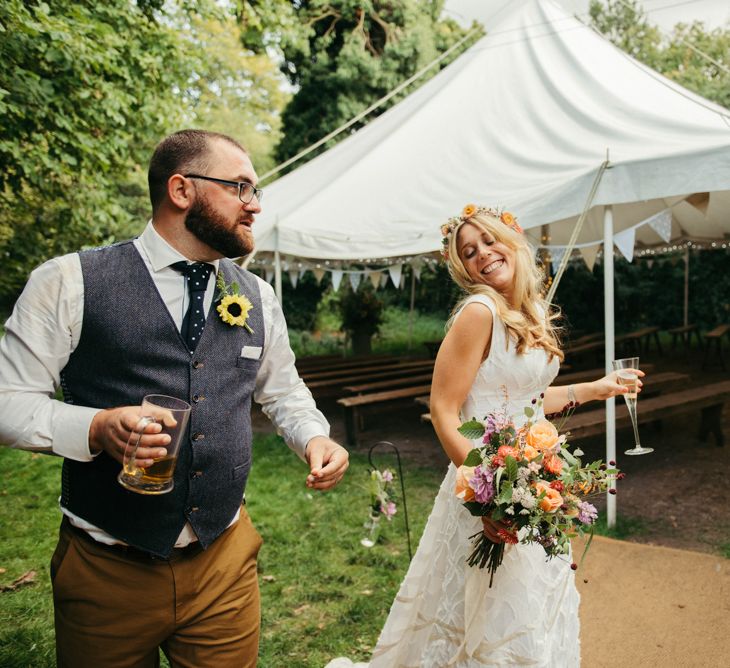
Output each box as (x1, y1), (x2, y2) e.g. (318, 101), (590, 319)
(184, 174), (263, 204)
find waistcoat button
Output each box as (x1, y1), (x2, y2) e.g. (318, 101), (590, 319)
(192, 432), (205, 441)
(192, 360), (204, 369)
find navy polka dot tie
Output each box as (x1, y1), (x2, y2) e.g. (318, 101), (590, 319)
(171, 261), (213, 352)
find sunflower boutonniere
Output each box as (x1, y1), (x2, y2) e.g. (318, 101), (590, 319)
(215, 273), (254, 334)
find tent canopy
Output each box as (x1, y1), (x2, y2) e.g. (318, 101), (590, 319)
(253, 0), (730, 261)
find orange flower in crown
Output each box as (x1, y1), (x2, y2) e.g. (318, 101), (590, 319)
(440, 205), (524, 258)
(462, 203), (477, 218)
(501, 211), (524, 234)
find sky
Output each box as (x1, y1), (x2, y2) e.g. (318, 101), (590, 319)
(443, 0), (730, 33)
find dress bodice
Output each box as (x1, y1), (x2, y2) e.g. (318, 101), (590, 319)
(456, 295), (559, 428)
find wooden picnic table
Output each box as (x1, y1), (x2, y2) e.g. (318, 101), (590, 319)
(667, 324), (702, 353)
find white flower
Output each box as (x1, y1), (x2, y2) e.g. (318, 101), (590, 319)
(573, 448), (584, 457)
(519, 509), (530, 515)
(505, 506), (515, 515)
(528, 461), (541, 474)
(521, 493), (537, 510)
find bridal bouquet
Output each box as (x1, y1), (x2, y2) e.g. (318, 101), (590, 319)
(455, 395), (620, 586)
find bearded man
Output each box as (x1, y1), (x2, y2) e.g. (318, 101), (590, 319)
(0, 129), (349, 667)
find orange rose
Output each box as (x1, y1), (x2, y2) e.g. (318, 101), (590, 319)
(542, 454), (563, 475)
(497, 445), (521, 461)
(455, 465), (476, 502)
(501, 211), (516, 226)
(533, 481), (563, 513)
(462, 203), (477, 218)
(522, 444), (539, 461)
(526, 420), (560, 452)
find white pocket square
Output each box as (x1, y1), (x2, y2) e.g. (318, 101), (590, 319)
(241, 345), (262, 360)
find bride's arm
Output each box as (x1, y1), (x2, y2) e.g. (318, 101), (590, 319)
(430, 303), (493, 467)
(543, 369), (645, 414)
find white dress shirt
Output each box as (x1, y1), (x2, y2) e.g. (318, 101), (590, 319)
(0, 221), (330, 545)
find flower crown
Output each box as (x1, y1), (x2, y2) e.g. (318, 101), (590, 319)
(440, 204), (523, 259)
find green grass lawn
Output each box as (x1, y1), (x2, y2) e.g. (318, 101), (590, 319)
(0, 436), (444, 667)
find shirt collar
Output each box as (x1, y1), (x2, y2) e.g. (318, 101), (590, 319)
(139, 220), (220, 274)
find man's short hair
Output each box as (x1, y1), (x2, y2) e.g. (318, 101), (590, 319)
(148, 129), (247, 212)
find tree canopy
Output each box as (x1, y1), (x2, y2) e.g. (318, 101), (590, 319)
(238, 0), (477, 170)
(0, 0), (288, 304)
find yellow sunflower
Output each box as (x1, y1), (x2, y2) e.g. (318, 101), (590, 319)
(217, 294), (253, 331)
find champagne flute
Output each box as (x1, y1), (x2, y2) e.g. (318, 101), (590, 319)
(612, 357), (653, 455)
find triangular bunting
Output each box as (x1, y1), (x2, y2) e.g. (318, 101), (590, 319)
(550, 247), (566, 274)
(388, 264), (402, 288)
(331, 269), (344, 291)
(367, 270), (382, 288)
(313, 268), (326, 284)
(646, 209), (672, 243)
(614, 227), (636, 262)
(288, 270), (299, 288)
(686, 192), (709, 215)
(265, 267), (274, 284)
(579, 244), (600, 272)
(349, 272), (362, 291)
(379, 272), (389, 289)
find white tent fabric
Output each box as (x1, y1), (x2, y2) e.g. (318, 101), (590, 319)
(253, 0), (730, 261)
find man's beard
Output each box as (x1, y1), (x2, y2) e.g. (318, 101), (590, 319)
(184, 194), (253, 258)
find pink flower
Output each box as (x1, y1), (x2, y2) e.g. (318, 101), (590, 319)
(382, 470), (394, 482)
(383, 501), (397, 520)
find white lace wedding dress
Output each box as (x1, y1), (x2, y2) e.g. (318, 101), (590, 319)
(327, 295), (580, 667)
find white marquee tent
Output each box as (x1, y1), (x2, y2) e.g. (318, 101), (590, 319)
(253, 0), (730, 266)
(251, 0), (730, 523)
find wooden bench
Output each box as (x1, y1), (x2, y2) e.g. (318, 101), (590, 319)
(300, 359), (430, 382)
(296, 354), (397, 373)
(667, 324), (702, 353)
(565, 380), (730, 446)
(343, 372), (434, 395)
(702, 324), (730, 370)
(308, 362), (434, 397)
(411, 365), (658, 414)
(338, 384), (432, 445)
(419, 370), (689, 426)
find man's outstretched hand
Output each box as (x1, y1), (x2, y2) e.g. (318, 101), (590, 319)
(305, 436), (349, 491)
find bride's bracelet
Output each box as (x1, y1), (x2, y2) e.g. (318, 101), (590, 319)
(567, 384), (576, 405)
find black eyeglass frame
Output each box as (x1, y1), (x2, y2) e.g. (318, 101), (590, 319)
(184, 174), (263, 204)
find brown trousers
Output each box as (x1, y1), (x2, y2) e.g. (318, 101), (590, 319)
(51, 508), (262, 668)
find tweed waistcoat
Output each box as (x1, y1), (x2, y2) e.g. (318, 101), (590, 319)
(60, 241), (264, 557)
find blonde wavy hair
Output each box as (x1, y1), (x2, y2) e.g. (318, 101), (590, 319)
(445, 211), (563, 361)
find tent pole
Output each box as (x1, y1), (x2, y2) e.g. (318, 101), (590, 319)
(684, 246), (689, 327)
(273, 222), (283, 304)
(603, 205), (617, 528)
(407, 269), (416, 352)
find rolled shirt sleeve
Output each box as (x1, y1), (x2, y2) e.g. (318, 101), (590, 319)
(253, 278), (330, 460)
(0, 255), (101, 461)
